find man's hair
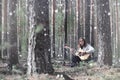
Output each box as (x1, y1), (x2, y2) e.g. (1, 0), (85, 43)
(79, 37), (87, 48)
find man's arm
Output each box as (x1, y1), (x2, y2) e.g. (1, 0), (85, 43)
(85, 44), (95, 54)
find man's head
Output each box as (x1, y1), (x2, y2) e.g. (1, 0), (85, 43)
(79, 37), (86, 47)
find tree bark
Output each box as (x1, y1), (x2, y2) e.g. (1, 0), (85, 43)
(64, 0), (68, 59)
(50, 0), (56, 58)
(96, 0), (112, 66)
(7, 0), (18, 70)
(34, 0), (54, 74)
(0, 0), (1, 58)
(27, 0), (36, 75)
(1, 0), (8, 59)
(85, 0), (90, 43)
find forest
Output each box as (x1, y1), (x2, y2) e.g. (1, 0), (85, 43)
(0, 0), (120, 80)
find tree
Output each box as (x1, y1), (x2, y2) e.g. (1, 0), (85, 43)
(64, 0), (68, 59)
(34, 0), (54, 74)
(7, 0), (18, 70)
(1, 0), (8, 59)
(0, 0), (1, 24)
(85, 0), (91, 43)
(0, 0), (2, 58)
(27, 0), (36, 75)
(96, 0), (112, 66)
(50, 0), (56, 58)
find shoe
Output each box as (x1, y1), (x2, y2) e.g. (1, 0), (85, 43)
(70, 63), (77, 67)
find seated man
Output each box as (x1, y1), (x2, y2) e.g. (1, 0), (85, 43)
(71, 37), (95, 67)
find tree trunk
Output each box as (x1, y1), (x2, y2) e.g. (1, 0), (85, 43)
(34, 0), (54, 74)
(0, 0), (1, 58)
(50, 0), (56, 58)
(78, 0), (81, 38)
(96, 0), (112, 66)
(89, 0), (94, 46)
(1, 0), (8, 59)
(27, 0), (36, 75)
(85, 0), (90, 43)
(64, 0), (68, 59)
(93, 0), (98, 59)
(7, 0), (18, 70)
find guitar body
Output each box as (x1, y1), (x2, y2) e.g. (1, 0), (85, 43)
(75, 52), (90, 60)
(65, 46), (90, 61)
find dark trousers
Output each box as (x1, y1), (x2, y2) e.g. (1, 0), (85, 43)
(72, 55), (91, 64)
(72, 55), (81, 64)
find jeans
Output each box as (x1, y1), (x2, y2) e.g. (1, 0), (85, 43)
(72, 55), (91, 64)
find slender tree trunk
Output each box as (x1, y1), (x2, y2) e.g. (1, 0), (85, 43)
(52, 0), (56, 58)
(50, 0), (56, 58)
(93, 0), (98, 59)
(89, 0), (94, 46)
(85, 0), (90, 43)
(64, 0), (69, 59)
(115, 0), (120, 65)
(0, 0), (1, 24)
(27, 0), (36, 75)
(7, 0), (18, 70)
(1, 0), (8, 59)
(75, 0), (79, 48)
(83, 0), (86, 37)
(0, 0), (1, 58)
(78, 0), (81, 38)
(117, 0), (120, 65)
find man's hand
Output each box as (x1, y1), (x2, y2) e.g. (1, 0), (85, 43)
(67, 47), (73, 52)
(78, 48), (85, 52)
(64, 46), (74, 52)
(78, 49), (86, 55)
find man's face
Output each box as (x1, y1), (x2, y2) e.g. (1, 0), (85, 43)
(79, 39), (84, 46)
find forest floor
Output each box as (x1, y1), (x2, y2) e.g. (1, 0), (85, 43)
(0, 60), (120, 80)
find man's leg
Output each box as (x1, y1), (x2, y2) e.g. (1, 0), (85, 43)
(71, 55), (81, 67)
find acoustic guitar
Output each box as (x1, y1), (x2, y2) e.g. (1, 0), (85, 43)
(64, 46), (90, 61)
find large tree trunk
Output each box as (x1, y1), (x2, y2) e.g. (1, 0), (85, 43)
(34, 0), (54, 74)
(7, 0), (18, 70)
(96, 0), (112, 66)
(109, 0), (120, 66)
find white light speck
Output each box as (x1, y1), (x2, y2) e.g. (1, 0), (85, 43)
(44, 28), (46, 31)
(41, 11), (44, 14)
(58, 55), (60, 57)
(94, 27), (97, 29)
(108, 12), (111, 16)
(44, 33), (47, 36)
(102, 4), (104, 6)
(55, 9), (58, 13)
(9, 12), (12, 16)
(48, 49), (51, 51)
(117, 3), (120, 6)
